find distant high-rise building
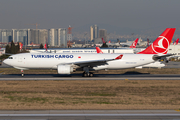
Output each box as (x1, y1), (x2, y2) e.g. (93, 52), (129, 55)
(13, 29), (28, 45)
(99, 29), (107, 42)
(90, 26), (93, 41)
(48, 28), (67, 47)
(0, 28), (66, 47)
(0, 29), (12, 43)
(29, 29), (48, 45)
(58, 28), (67, 47)
(39, 29), (48, 45)
(30, 29), (39, 44)
(90, 24), (99, 41)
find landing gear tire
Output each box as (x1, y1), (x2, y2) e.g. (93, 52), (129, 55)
(89, 72), (93, 77)
(82, 72), (93, 77)
(83, 72), (88, 77)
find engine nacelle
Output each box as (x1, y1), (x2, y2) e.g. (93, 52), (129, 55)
(57, 65), (73, 74)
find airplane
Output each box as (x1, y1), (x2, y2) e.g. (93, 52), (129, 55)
(102, 38), (138, 48)
(173, 38), (179, 45)
(3, 28), (175, 77)
(129, 38), (139, 48)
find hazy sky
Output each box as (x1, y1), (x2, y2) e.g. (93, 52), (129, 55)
(0, 0), (180, 35)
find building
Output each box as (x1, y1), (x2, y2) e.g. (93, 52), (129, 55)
(0, 28), (66, 47)
(48, 28), (67, 47)
(12, 29), (28, 45)
(38, 29), (48, 45)
(90, 26), (93, 41)
(0, 29), (13, 43)
(90, 24), (99, 41)
(99, 29), (107, 42)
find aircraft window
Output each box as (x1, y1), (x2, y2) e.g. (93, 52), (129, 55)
(9, 57), (13, 59)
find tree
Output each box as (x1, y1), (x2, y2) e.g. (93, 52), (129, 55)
(16, 42), (20, 53)
(39, 44), (44, 49)
(10, 41), (16, 54)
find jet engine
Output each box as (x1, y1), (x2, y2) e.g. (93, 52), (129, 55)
(57, 65), (73, 74)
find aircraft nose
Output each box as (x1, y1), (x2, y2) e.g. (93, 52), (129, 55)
(3, 59), (9, 66)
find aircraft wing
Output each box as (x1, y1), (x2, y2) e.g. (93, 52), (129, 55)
(59, 55), (123, 67)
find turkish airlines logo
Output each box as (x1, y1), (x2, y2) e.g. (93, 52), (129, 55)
(152, 36), (169, 54)
(132, 42), (136, 47)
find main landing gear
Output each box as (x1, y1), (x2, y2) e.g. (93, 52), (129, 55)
(82, 67), (94, 77)
(83, 72), (94, 77)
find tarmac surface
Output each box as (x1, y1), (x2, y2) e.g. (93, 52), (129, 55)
(0, 110), (179, 120)
(1, 74), (180, 80)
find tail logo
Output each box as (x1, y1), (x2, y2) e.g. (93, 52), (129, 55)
(152, 36), (169, 54)
(132, 42), (136, 47)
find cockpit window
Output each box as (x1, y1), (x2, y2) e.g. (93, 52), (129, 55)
(8, 57), (13, 59)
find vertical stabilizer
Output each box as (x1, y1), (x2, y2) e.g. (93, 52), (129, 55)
(137, 28), (176, 54)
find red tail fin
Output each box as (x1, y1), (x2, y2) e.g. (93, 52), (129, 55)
(137, 28), (176, 54)
(44, 43), (47, 51)
(175, 38), (179, 45)
(173, 41), (175, 45)
(129, 38), (139, 48)
(102, 38), (106, 44)
(96, 47), (103, 53)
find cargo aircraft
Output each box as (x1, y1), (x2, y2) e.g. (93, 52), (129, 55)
(3, 28), (175, 77)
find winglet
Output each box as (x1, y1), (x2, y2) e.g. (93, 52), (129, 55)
(137, 28), (176, 54)
(175, 38), (179, 45)
(44, 43), (47, 51)
(96, 47), (103, 53)
(115, 55), (123, 59)
(129, 38), (139, 48)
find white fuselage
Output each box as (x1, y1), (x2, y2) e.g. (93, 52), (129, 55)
(3, 53), (155, 71)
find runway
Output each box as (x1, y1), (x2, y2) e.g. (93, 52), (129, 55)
(1, 73), (180, 80)
(0, 110), (179, 120)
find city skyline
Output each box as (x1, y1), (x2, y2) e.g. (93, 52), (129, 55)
(0, 0), (180, 40)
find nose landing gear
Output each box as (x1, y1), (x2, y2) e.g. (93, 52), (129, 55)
(21, 70), (24, 77)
